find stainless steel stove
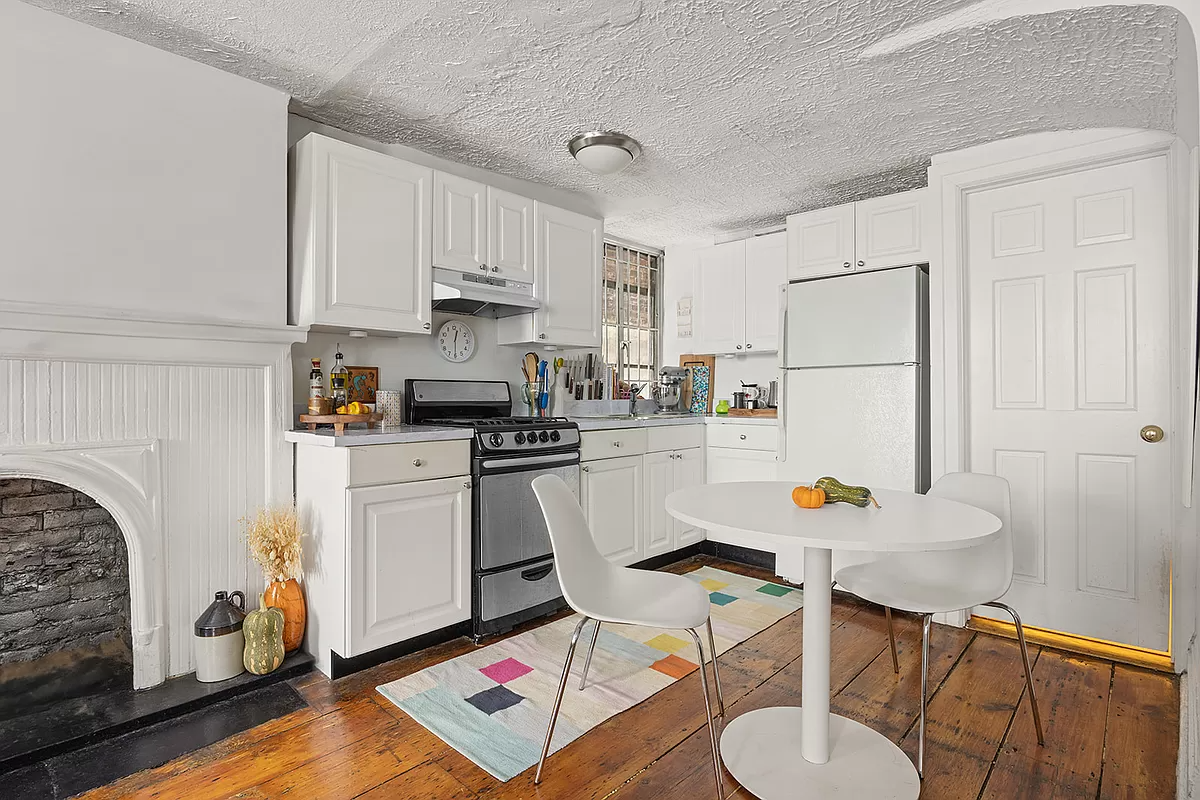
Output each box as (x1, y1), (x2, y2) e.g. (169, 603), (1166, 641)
(405, 379), (578, 640)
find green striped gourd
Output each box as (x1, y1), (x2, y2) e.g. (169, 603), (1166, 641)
(243, 595), (285, 675)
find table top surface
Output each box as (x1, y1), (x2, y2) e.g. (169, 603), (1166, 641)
(665, 482), (1001, 553)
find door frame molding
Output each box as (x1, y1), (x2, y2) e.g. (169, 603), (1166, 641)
(927, 128), (1197, 667)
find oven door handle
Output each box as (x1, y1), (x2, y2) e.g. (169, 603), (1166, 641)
(520, 563), (555, 582)
(479, 452), (580, 470)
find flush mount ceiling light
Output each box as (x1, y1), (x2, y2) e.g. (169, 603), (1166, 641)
(567, 130), (642, 175)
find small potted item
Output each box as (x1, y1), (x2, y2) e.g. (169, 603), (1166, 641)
(193, 590), (247, 682)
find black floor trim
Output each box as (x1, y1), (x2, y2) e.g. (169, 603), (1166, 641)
(330, 620), (471, 679)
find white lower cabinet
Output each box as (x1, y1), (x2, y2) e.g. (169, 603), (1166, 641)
(674, 448), (705, 547)
(645, 448), (705, 557)
(580, 455), (644, 566)
(347, 477), (470, 656)
(295, 439), (472, 678)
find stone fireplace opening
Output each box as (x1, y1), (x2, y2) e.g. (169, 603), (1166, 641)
(0, 478), (133, 720)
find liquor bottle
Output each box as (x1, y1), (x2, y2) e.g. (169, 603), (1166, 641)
(330, 345), (349, 410)
(307, 358), (325, 415)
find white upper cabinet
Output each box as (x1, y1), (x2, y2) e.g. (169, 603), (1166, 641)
(787, 203), (855, 279)
(787, 189), (929, 281)
(487, 188), (534, 280)
(289, 133), (432, 335)
(743, 233), (788, 353)
(498, 202), (602, 347)
(694, 241), (746, 355)
(854, 189), (929, 271)
(433, 172), (487, 274)
(694, 231), (786, 355)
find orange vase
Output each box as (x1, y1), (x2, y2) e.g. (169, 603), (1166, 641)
(263, 578), (306, 653)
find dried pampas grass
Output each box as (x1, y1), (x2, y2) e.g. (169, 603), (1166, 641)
(242, 504), (303, 583)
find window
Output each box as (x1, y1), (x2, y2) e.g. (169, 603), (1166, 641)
(602, 242), (661, 392)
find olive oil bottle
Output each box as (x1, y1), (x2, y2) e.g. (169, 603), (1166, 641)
(330, 345), (349, 410)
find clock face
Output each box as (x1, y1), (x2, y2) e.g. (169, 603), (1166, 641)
(438, 320), (475, 363)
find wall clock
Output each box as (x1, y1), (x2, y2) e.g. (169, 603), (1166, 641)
(438, 320), (475, 362)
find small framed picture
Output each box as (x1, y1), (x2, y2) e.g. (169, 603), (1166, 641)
(346, 366), (379, 404)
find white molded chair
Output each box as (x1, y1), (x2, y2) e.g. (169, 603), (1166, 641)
(531, 474), (725, 795)
(833, 472), (1044, 777)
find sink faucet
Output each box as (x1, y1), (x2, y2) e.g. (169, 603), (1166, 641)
(629, 384), (640, 418)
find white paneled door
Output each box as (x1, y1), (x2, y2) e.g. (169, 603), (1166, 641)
(967, 155), (1172, 651)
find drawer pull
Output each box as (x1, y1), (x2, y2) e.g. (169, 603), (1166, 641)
(740, 434), (747, 440)
(413, 458), (424, 467)
(521, 563), (554, 582)
(612, 441), (622, 447)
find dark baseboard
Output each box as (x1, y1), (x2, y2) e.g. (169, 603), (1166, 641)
(700, 540), (776, 570)
(330, 620), (471, 680)
(630, 542), (705, 571)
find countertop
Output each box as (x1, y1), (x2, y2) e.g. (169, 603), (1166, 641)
(572, 414), (777, 431)
(284, 425), (473, 447)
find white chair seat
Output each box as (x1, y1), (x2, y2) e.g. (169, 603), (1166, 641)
(835, 556), (993, 615)
(568, 566), (712, 630)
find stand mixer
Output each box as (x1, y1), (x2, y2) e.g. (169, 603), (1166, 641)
(652, 366), (689, 413)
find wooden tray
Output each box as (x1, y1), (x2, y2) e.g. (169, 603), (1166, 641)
(299, 413), (383, 436)
(726, 408), (777, 418)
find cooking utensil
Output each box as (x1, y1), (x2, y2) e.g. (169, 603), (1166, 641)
(523, 352), (539, 383)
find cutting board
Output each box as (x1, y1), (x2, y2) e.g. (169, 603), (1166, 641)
(679, 354), (716, 414)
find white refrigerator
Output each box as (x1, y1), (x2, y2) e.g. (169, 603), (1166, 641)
(776, 265), (930, 577)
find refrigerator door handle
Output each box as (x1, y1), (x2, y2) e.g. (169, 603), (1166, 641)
(778, 283), (789, 369)
(777, 283), (788, 463)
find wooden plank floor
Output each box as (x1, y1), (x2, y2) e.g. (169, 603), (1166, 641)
(78, 556), (1179, 799)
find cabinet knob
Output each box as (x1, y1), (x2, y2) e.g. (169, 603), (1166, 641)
(612, 441), (622, 447)
(740, 434), (747, 440)
(413, 458), (424, 467)
(491, 266), (500, 272)
(842, 261), (851, 268)
(581, 465), (590, 472)
(479, 264), (488, 271)
(423, 322), (431, 330)
(736, 345), (743, 350)
(746, 343), (753, 350)
(463, 480), (472, 489)
(857, 260), (865, 267)
(539, 333), (547, 340)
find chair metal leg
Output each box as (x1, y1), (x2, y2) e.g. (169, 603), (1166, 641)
(578, 620), (601, 690)
(983, 601), (1045, 746)
(885, 606), (900, 674)
(686, 628), (723, 799)
(536, 616), (590, 784)
(705, 617), (725, 716)
(918, 613), (932, 779)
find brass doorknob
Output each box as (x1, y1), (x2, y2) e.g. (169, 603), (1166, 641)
(1141, 425), (1165, 443)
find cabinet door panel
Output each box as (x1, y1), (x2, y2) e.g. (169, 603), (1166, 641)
(673, 448), (706, 547)
(488, 188), (534, 280)
(320, 141), (432, 333)
(533, 203), (602, 347)
(787, 203), (855, 279)
(744, 232), (787, 353)
(348, 477), (469, 656)
(694, 240), (746, 355)
(643, 451), (675, 558)
(580, 456), (643, 566)
(433, 172), (487, 273)
(855, 189), (928, 270)
(706, 447), (778, 484)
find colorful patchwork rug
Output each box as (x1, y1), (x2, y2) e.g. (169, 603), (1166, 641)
(376, 566), (803, 781)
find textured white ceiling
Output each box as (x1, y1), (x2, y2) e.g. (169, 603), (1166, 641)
(26, 0), (1179, 246)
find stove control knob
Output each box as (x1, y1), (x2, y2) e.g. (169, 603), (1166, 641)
(549, 430), (561, 442)
(527, 436), (538, 446)
(538, 430), (550, 443)
(489, 433), (504, 448)
(513, 431), (526, 445)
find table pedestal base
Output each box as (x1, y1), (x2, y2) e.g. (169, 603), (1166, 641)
(720, 707), (921, 799)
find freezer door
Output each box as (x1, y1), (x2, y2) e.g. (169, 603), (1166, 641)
(783, 266), (923, 368)
(778, 365), (921, 492)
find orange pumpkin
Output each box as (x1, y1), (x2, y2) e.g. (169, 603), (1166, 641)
(792, 485), (826, 509)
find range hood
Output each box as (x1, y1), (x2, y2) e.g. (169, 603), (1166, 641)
(431, 267), (541, 318)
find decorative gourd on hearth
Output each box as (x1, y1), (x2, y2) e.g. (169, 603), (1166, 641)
(243, 596), (285, 675)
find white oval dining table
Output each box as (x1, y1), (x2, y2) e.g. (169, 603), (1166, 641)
(665, 482), (1002, 800)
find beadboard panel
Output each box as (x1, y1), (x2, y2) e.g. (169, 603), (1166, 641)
(0, 358), (273, 677)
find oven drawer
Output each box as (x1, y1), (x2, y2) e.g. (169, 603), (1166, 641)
(478, 558), (563, 624)
(580, 428), (648, 461)
(348, 440), (470, 487)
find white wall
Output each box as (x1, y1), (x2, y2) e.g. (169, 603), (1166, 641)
(0, 0), (289, 327)
(661, 246), (781, 405)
